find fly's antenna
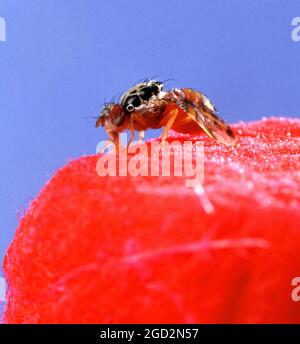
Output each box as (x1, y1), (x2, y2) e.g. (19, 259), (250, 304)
(81, 115), (100, 120)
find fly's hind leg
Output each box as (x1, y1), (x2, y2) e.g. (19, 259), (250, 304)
(127, 114), (135, 149)
(99, 132), (124, 153)
(138, 131), (144, 144)
(161, 109), (179, 146)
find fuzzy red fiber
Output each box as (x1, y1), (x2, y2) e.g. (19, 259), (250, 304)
(3, 117), (300, 324)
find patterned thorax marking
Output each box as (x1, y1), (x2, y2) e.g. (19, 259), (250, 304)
(120, 80), (163, 113)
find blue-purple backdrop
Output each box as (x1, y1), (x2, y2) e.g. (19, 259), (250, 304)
(0, 0), (300, 284)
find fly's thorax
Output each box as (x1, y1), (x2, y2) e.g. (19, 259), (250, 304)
(120, 80), (164, 113)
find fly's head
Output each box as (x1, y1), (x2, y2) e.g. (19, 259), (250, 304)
(96, 103), (126, 130)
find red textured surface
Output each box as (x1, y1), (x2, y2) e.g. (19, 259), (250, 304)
(3, 117), (300, 324)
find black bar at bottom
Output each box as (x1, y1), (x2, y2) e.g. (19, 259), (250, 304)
(0, 324), (300, 342)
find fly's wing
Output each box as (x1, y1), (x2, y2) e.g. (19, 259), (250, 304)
(186, 92), (236, 145)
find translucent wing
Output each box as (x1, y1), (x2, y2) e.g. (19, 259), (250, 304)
(186, 92), (236, 145)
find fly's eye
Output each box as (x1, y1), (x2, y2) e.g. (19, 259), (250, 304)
(126, 104), (135, 112)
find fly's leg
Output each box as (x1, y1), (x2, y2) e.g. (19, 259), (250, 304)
(161, 109), (179, 146)
(138, 131), (144, 144)
(99, 132), (125, 153)
(127, 114), (135, 149)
